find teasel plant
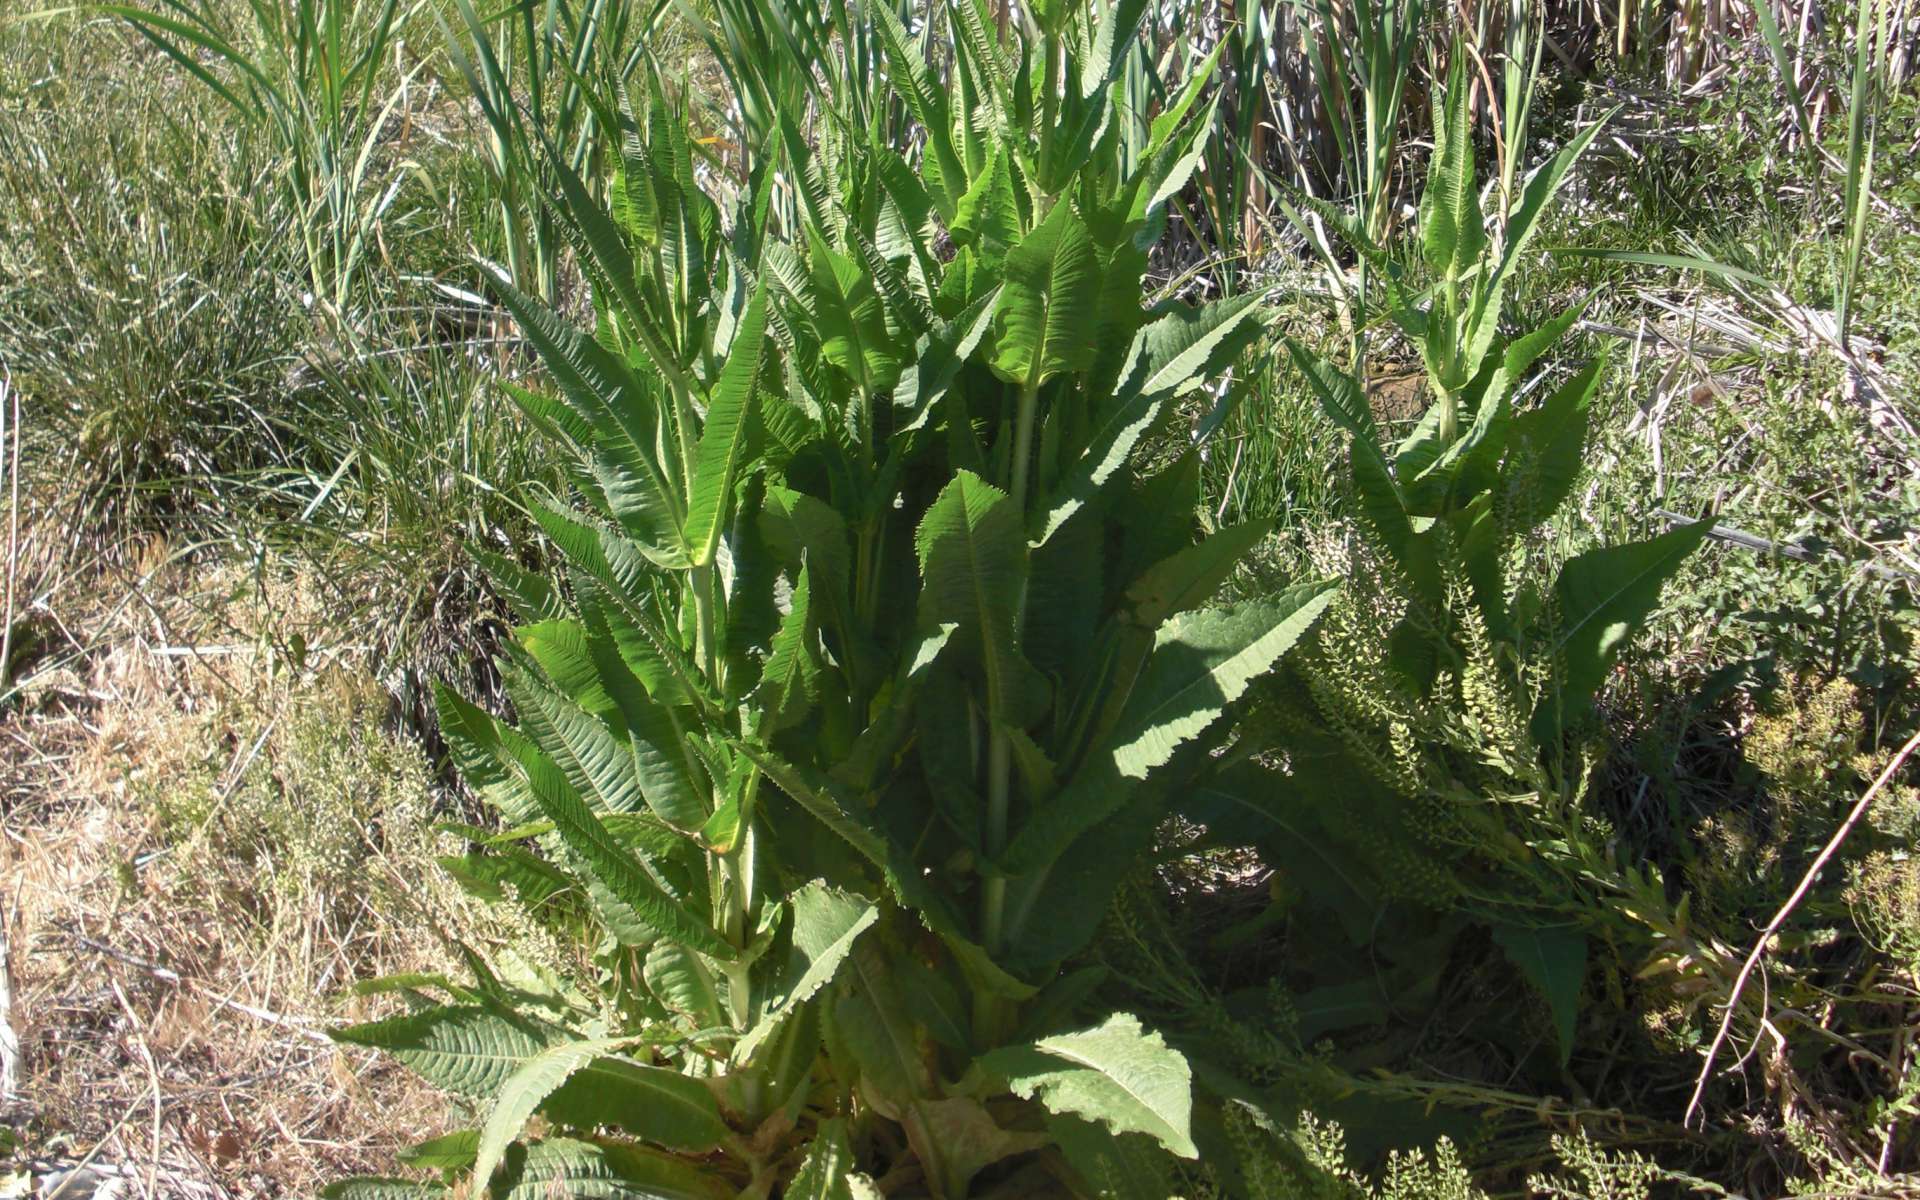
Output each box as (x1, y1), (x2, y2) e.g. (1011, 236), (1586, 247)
(326, 3), (1341, 1196)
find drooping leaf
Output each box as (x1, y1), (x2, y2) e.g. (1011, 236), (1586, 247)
(978, 1013), (1197, 1158)
(332, 1005), (553, 1098)
(578, 600), (710, 830)
(1038, 296), (1264, 542)
(319, 1179), (438, 1200)
(1046, 1114), (1182, 1200)
(396, 1130), (480, 1170)
(513, 734), (735, 959)
(489, 1138), (731, 1200)
(471, 1037), (727, 1190)
(510, 671), (643, 817)
(1110, 583), (1339, 779)
(1123, 519), (1273, 627)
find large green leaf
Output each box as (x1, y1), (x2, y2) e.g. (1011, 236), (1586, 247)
(1037, 296), (1265, 542)
(684, 284), (770, 567)
(1533, 521), (1711, 741)
(1420, 59), (1484, 283)
(1114, 293), (1266, 404)
(1000, 582), (1336, 876)
(895, 292), (1000, 434)
(786, 1118), (884, 1200)
(471, 1037), (727, 1190)
(436, 684), (542, 825)
(644, 941), (728, 1029)
(977, 1013), (1197, 1158)
(759, 486), (854, 601)
(517, 620), (615, 720)
(751, 566), (820, 736)
(320, 1180), (438, 1200)
(489, 272), (684, 562)
(396, 1130), (479, 1170)
(1046, 1114), (1181, 1200)
(579, 602), (710, 831)
(1123, 519), (1272, 627)
(511, 671), (643, 817)
(870, 5), (965, 219)
(737, 881), (877, 1058)
(1110, 583), (1338, 779)
(1505, 356), (1602, 532)
(914, 471), (1050, 728)
(951, 144), (1021, 250)
(988, 200), (1102, 387)
(332, 1005), (553, 1098)
(807, 228), (903, 395)
(490, 1138), (731, 1200)
(513, 730), (734, 960)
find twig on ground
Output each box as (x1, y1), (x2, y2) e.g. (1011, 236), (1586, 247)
(1686, 727), (1920, 1129)
(2, 371), (19, 696)
(1651, 507), (1917, 581)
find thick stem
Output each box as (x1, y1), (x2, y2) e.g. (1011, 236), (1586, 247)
(721, 821), (756, 1030)
(691, 561), (719, 690)
(979, 378), (1040, 968)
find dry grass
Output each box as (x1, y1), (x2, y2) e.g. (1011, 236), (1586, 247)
(0, 523), (502, 1198)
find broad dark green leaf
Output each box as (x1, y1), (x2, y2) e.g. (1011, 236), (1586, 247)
(752, 567), (820, 736)
(914, 471), (1050, 728)
(1533, 521), (1711, 741)
(1491, 923), (1587, 1065)
(989, 201), (1102, 387)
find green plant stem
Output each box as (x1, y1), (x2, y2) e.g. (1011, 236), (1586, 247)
(692, 561), (719, 688)
(1039, 38), (1060, 181)
(980, 377), (1040, 1007)
(721, 840), (754, 1029)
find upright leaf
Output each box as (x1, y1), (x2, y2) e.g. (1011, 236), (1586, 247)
(685, 285), (770, 567)
(1533, 521), (1711, 740)
(737, 882), (878, 1058)
(1491, 923), (1586, 1065)
(989, 201), (1102, 387)
(752, 567), (821, 736)
(1421, 58), (1484, 281)
(915, 472), (1050, 728)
